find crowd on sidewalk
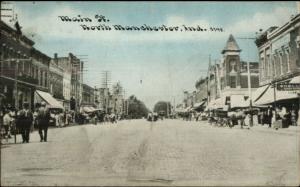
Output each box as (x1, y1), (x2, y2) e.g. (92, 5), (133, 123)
(178, 106), (300, 129)
(0, 101), (52, 144)
(0, 101), (128, 144)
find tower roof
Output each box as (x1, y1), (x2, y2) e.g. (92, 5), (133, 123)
(221, 34), (241, 54)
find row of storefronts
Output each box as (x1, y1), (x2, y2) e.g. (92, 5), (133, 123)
(178, 12), (300, 120)
(0, 20), (94, 112)
(0, 18), (126, 115)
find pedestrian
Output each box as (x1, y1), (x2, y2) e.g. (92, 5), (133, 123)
(18, 102), (33, 143)
(92, 112), (97, 125)
(58, 111), (64, 128)
(3, 108), (11, 140)
(271, 110), (276, 125)
(282, 109), (291, 128)
(64, 110), (70, 126)
(237, 109), (245, 129)
(266, 106), (273, 128)
(253, 112), (258, 126)
(291, 109), (297, 126)
(244, 112), (251, 127)
(9, 107), (16, 133)
(37, 102), (51, 142)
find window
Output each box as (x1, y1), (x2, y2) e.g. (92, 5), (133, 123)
(229, 60), (237, 73)
(230, 76), (236, 88)
(44, 72), (47, 87)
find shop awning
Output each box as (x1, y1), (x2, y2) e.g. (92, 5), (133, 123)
(92, 108), (103, 112)
(252, 84), (270, 102)
(82, 106), (97, 113)
(35, 90), (64, 109)
(230, 95), (249, 109)
(85, 107), (93, 113)
(290, 75), (300, 84)
(254, 85), (299, 105)
(186, 106), (193, 112)
(193, 101), (206, 110)
(208, 96), (226, 110)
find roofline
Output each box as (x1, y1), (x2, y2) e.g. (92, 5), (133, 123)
(268, 13), (300, 40)
(0, 20), (35, 46)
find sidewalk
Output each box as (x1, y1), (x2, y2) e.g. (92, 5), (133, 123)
(0, 123), (78, 146)
(250, 124), (300, 135)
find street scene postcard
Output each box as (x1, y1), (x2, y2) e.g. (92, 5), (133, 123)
(1, 1), (300, 186)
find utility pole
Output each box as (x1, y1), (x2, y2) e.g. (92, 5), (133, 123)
(207, 55), (211, 105)
(237, 36), (256, 127)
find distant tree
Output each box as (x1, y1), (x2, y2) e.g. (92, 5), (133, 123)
(127, 95), (149, 119)
(153, 101), (171, 116)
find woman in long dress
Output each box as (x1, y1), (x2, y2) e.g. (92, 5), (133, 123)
(244, 113), (251, 127)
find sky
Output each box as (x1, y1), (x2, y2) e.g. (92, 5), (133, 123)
(2, 1), (298, 110)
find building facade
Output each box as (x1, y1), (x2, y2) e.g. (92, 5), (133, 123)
(53, 54), (72, 109)
(82, 83), (95, 107)
(186, 34), (259, 111)
(255, 15), (300, 86)
(94, 87), (110, 112)
(254, 12), (300, 110)
(69, 53), (83, 109)
(195, 78), (208, 102)
(219, 35), (259, 98)
(0, 20), (50, 110)
(49, 54), (64, 101)
(53, 53), (83, 111)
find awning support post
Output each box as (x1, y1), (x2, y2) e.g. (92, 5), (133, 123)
(273, 82), (277, 120)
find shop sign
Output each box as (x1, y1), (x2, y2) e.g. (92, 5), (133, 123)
(276, 83), (300, 91)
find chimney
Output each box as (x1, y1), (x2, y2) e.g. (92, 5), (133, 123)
(54, 53), (58, 59)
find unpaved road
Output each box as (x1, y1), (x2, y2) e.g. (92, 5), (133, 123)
(1, 119), (300, 186)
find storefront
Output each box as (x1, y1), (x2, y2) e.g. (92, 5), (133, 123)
(0, 76), (37, 110)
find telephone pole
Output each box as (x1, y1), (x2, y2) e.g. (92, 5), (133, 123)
(237, 36), (256, 127)
(101, 71), (111, 113)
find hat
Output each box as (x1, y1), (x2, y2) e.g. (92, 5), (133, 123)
(41, 101), (46, 106)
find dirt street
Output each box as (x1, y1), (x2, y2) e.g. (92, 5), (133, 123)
(1, 119), (299, 186)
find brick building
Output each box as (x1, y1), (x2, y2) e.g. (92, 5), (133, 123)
(53, 53), (83, 111)
(49, 54), (64, 101)
(0, 20), (51, 110)
(198, 34), (259, 110)
(82, 83), (95, 106)
(254, 12), (300, 110)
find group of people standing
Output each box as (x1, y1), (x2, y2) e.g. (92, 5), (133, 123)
(258, 106), (300, 128)
(1, 101), (51, 143)
(200, 105), (300, 129)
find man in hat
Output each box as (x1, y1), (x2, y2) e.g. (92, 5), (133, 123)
(18, 101), (33, 143)
(37, 101), (51, 142)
